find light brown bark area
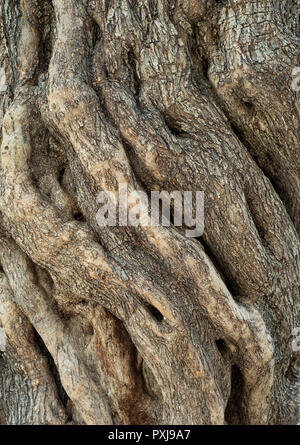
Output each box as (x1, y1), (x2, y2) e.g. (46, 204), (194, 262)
(0, 0), (299, 425)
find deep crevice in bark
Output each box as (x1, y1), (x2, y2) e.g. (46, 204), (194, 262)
(33, 329), (69, 414)
(200, 237), (240, 299)
(225, 365), (245, 425)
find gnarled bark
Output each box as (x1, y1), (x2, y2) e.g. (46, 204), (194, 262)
(0, 0), (299, 425)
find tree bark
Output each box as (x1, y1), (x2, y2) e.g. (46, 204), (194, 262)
(0, 0), (299, 425)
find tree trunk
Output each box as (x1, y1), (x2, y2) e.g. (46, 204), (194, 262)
(0, 0), (299, 425)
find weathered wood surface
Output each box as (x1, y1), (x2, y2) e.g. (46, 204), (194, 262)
(0, 0), (299, 425)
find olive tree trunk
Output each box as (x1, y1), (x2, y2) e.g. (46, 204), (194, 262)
(0, 0), (299, 425)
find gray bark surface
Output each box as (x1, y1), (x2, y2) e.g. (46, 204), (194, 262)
(0, 0), (299, 425)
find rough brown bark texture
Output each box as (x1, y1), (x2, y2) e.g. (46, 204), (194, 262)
(0, 0), (299, 425)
